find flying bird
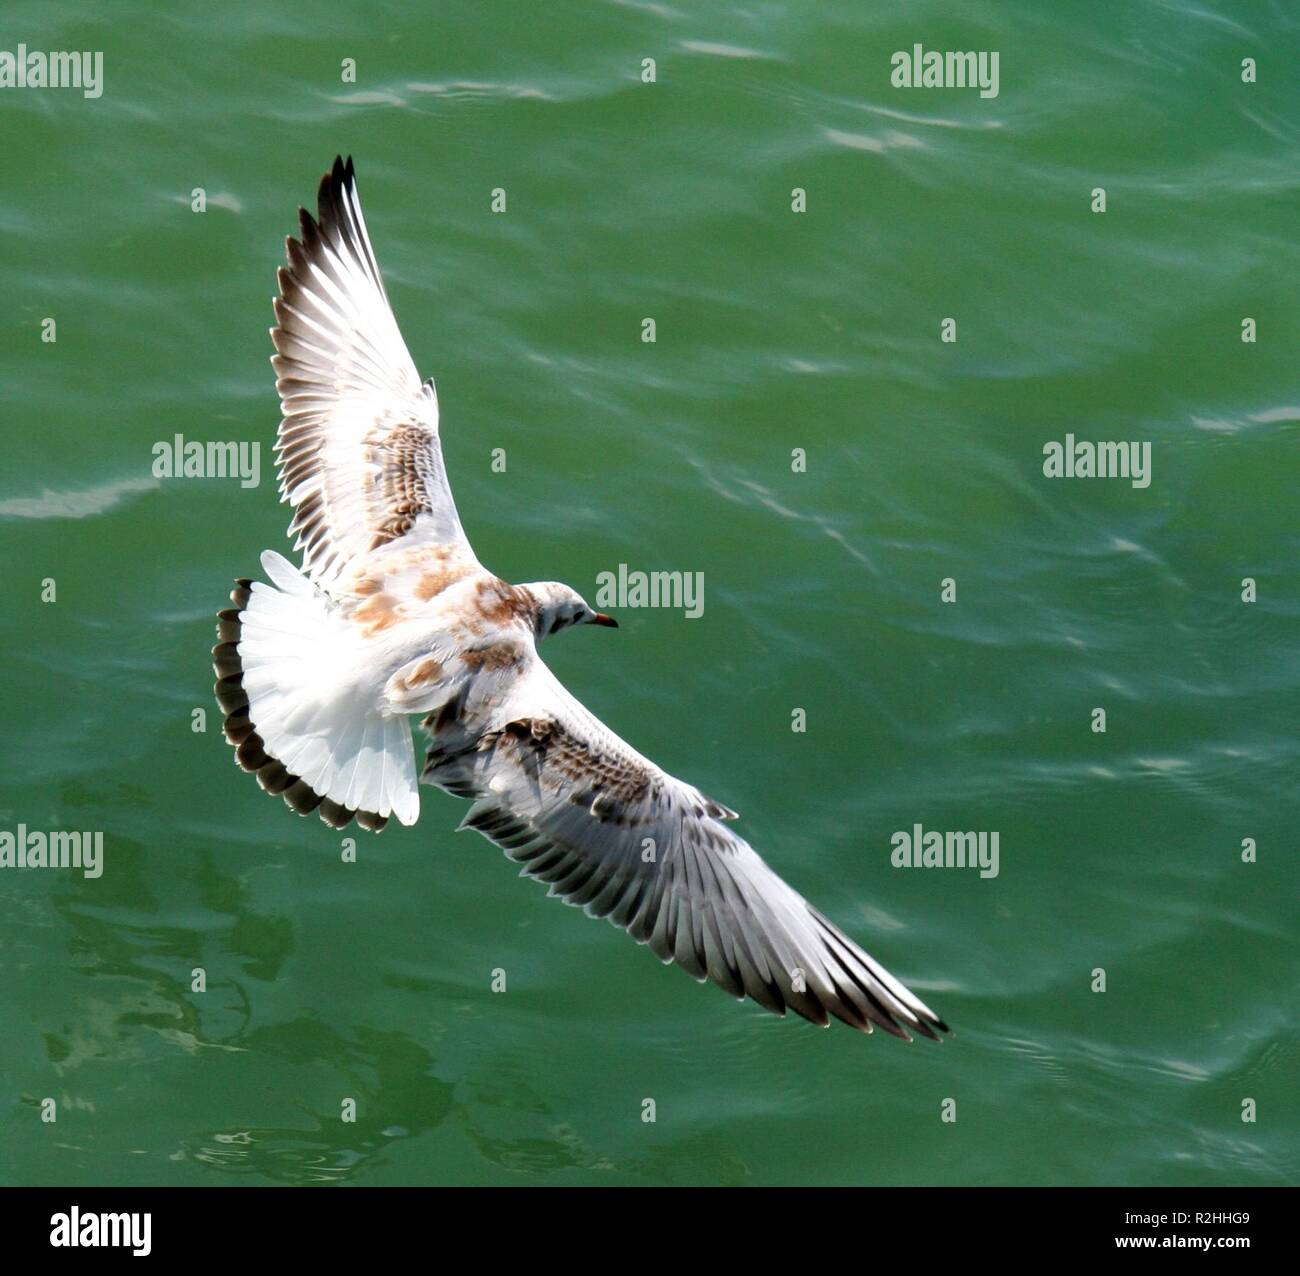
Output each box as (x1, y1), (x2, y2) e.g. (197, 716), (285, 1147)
(213, 156), (948, 1042)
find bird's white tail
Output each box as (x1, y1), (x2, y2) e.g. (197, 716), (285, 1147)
(213, 550), (419, 831)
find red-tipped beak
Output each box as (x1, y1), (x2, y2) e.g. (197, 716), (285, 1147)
(590, 613), (619, 628)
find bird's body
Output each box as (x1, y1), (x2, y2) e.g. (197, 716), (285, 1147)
(214, 156), (949, 1042)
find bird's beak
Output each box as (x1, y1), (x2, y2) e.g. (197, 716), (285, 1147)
(590, 612), (619, 628)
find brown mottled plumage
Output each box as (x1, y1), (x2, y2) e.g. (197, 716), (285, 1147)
(211, 156), (948, 1041)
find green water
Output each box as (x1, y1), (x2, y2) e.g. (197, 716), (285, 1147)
(1, 0), (1297, 1186)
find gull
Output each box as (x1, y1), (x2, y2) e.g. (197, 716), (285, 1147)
(213, 156), (948, 1041)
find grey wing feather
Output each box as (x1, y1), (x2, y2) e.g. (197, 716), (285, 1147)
(270, 156), (475, 594)
(422, 662), (947, 1040)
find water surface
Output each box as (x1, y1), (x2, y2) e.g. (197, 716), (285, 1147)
(0, 0), (1296, 1185)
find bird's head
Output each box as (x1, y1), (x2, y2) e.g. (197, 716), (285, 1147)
(521, 581), (618, 642)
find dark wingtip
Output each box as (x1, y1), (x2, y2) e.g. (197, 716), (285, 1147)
(320, 155), (348, 210)
(905, 1013), (949, 1043)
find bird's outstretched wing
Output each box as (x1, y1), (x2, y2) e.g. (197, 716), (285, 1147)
(422, 660), (948, 1039)
(271, 155), (476, 595)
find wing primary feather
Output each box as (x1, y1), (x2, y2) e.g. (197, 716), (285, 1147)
(421, 659), (947, 1040)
